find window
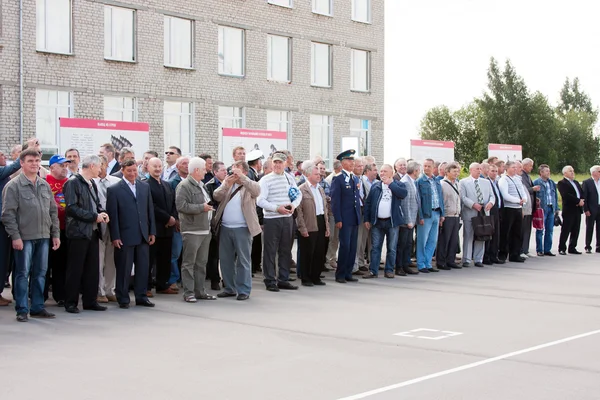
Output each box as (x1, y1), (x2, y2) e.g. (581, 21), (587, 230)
(311, 42), (332, 87)
(218, 26), (245, 77)
(267, 35), (291, 82)
(36, 0), (72, 54)
(310, 114), (332, 168)
(164, 102), (193, 155)
(347, 119), (370, 157)
(104, 96), (137, 122)
(164, 16), (193, 68)
(36, 89), (73, 148)
(104, 6), (135, 61)
(351, 49), (370, 92)
(352, 0), (371, 23)
(267, 110), (290, 133)
(218, 106), (244, 130)
(267, 0), (293, 7)
(312, 0), (332, 16)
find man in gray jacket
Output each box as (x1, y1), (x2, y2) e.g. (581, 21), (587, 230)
(396, 161), (420, 275)
(2, 148), (60, 322)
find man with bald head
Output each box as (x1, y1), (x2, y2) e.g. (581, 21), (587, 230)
(147, 157), (178, 294)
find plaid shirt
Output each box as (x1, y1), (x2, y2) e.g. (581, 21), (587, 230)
(400, 174), (420, 225)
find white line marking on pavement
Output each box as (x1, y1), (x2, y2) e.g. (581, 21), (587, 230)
(393, 328), (463, 340)
(337, 329), (600, 400)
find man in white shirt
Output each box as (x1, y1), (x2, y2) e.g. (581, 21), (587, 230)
(498, 161), (528, 262)
(162, 146), (181, 181)
(65, 148), (80, 178)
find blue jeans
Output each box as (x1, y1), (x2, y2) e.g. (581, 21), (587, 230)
(13, 239), (49, 315)
(169, 232), (182, 284)
(417, 211), (440, 270)
(369, 219), (399, 275)
(536, 206), (555, 253)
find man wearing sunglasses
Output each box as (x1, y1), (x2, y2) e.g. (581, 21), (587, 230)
(162, 147), (181, 181)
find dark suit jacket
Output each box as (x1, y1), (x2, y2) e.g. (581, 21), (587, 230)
(582, 178), (600, 215)
(521, 171), (537, 212)
(557, 178), (584, 216)
(106, 179), (156, 246)
(148, 177), (177, 238)
(330, 171), (361, 226)
(247, 167), (264, 224)
(109, 161), (121, 176)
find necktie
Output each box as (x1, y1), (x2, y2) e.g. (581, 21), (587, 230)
(474, 179), (483, 204)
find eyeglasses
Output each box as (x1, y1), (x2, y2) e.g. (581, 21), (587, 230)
(165, 152), (175, 155)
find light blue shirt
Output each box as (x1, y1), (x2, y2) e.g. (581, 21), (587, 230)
(126, 179), (136, 198)
(428, 176), (440, 209)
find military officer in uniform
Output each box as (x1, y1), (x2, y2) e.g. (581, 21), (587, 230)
(330, 150), (361, 283)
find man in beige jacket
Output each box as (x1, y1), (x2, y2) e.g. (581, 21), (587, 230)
(213, 161), (261, 301)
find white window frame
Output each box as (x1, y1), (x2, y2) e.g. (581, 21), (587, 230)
(104, 6), (136, 62)
(164, 101), (194, 156)
(36, 0), (72, 54)
(218, 106), (245, 130)
(218, 26), (245, 77)
(266, 110), (291, 134)
(351, 49), (371, 92)
(164, 16), (194, 69)
(312, 0), (333, 16)
(310, 114), (333, 169)
(267, 35), (291, 83)
(35, 89), (74, 149)
(103, 96), (138, 122)
(352, 0), (372, 23)
(348, 119), (371, 157)
(311, 42), (332, 88)
(267, 0), (293, 8)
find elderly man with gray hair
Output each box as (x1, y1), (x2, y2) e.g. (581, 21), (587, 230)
(64, 155), (110, 313)
(582, 165), (600, 253)
(520, 158), (540, 257)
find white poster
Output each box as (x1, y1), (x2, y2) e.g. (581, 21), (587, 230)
(488, 144), (523, 162)
(410, 139), (455, 164)
(221, 128), (288, 166)
(59, 118), (150, 158)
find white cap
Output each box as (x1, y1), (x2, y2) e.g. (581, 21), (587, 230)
(246, 149), (264, 162)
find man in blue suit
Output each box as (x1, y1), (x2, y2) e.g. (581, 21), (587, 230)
(106, 159), (156, 308)
(416, 158), (445, 272)
(330, 150), (361, 283)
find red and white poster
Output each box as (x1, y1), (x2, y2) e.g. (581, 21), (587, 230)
(410, 139), (455, 164)
(488, 144), (522, 162)
(221, 128), (288, 166)
(59, 118), (150, 157)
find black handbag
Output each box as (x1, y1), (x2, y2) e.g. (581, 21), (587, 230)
(554, 213), (562, 227)
(472, 210), (494, 241)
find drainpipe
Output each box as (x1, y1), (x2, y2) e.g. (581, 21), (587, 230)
(18, 0), (24, 143)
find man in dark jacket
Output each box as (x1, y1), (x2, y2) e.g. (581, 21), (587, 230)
(362, 164), (407, 279)
(204, 161), (227, 290)
(557, 165), (584, 255)
(246, 150), (264, 275)
(582, 165), (600, 253)
(63, 155), (109, 313)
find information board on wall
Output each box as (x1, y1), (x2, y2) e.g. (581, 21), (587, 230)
(221, 128), (288, 166)
(488, 144), (523, 162)
(410, 139), (455, 164)
(59, 118), (150, 157)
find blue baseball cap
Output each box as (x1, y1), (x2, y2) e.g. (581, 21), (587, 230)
(49, 155), (71, 166)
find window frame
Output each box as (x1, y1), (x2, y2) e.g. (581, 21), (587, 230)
(164, 15), (194, 69)
(218, 26), (246, 77)
(104, 5), (136, 62)
(347, 118), (371, 157)
(267, 35), (292, 83)
(36, 0), (73, 55)
(311, 42), (333, 88)
(309, 114), (333, 169)
(352, 0), (372, 24)
(163, 101), (195, 156)
(267, 0), (293, 8)
(312, 0), (333, 16)
(350, 48), (371, 92)
(35, 89), (74, 149)
(103, 96), (138, 122)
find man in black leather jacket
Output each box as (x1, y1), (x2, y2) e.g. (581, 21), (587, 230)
(63, 155), (110, 313)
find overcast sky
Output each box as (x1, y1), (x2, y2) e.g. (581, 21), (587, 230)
(383, 0), (600, 164)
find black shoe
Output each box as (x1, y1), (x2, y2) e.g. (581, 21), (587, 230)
(395, 269), (407, 276)
(436, 264), (451, 270)
(448, 263), (462, 269)
(65, 305), (80, 314)
(83, 303), (107, 311)
(474, 262), (484, 268)
(462, 262), (471, 268)
(4, 281), (10, 289)
(418, 268), (429, 273)
(211, 281), (221, 291)
(30, 309), (56, 319)
(301, 281), (314, 287)
(482, 260), (493, 265)
(346, 277), (359, 282)
(288, 277), (297, 281)
(544, 252), (556, 256)
(16, 313), (28, 322)
(335, 278), (347, 284)
(492, 259), (505, 264)
(135, 299), (155, 307)
(217, 291), (237, 298)
(56, 300), (65, 307)
(362, 272), (377, 279)
(586, 249), (592, 254)
(358, 266), (369, 272)
(536, 252), (545, 257)
(428, 268), (439, 272)
(277, 282), (298, 290)
(559, 250), (567, 255)
(509, 257), (525, 263)
(236, 294), (249, 301)
(313, 280), (326, 286)
(569, 250), (582, 255)
(404, 267), (419, 275)
(352, 270), (365, 276)
(266, 285), (280, 292)
(119, 303), (130, 309)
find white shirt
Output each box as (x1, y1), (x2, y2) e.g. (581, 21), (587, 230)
(377, 183), (393, 219)
(125, 179), (136, 197)
(222, 184), (247, 228)
(107, 159), (117, 174)
(595, 178), (600, 204)
(567, 178), (581, 198)
(162, 164), (177, 181)
(309, 183), (325, 216)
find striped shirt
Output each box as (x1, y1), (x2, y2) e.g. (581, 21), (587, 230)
(257, 172), (302, 219)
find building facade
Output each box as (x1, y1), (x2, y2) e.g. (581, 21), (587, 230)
(0, 0), (384, 167)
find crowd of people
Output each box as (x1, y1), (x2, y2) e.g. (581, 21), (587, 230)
(1, 139), (599, 322)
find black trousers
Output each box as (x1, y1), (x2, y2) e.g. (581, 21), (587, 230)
(559, 212), (581, 252)
(251, 233), (262, 273)
(64, 231), (99, 308)
(499, 207), (522, 260)
(585, 211), (600, 251)
(115, 242), (149, 304)
(149, 236), (172, 291)
(206, 236), (221, 283)
(396, 226), (414, 268)
(45, 230), (68, 302)
(437, 217), (459, 266)
(521, 215), (533, 254)
(485, 208), (501, 262)
(299, 215), (327, 284)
